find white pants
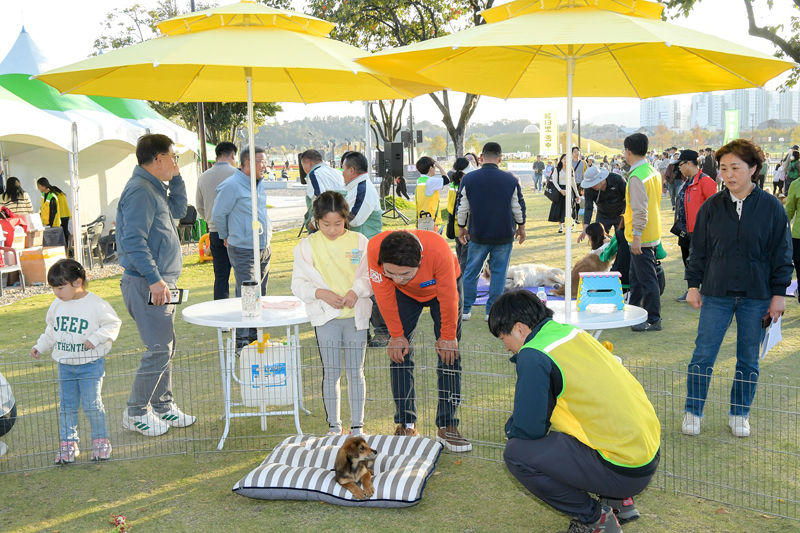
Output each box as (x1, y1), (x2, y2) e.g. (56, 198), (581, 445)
(314, 317), (367, 432)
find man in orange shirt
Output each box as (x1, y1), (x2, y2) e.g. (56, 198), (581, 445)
(367, 230), (471, 452)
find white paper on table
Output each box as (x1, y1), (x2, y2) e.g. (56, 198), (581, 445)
(760, 316), (782, 360)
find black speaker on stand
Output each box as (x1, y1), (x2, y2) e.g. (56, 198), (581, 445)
(381, 142), (410, 224)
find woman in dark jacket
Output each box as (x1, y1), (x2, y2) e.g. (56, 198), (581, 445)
(682, 140), (793, 439)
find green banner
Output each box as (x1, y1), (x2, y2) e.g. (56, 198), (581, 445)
(723, 109), (740, 144)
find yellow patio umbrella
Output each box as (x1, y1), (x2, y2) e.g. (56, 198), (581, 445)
(37, 0), (441, 292)
(359, 0), (796, 319)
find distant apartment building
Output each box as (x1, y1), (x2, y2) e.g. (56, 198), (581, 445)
(640, 97), (680, 129)
(643, 88), (800, 131)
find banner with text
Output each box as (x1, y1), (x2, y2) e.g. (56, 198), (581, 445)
(539, 109), (558, 157)
(723, 109), (740, 145)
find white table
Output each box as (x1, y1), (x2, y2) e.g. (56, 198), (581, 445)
(182, 296), (310, 450)
(546, 300), (648, 338)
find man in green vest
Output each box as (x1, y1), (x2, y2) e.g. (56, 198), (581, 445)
(489, 290), (660, 533)
(623, 133), (663, 332)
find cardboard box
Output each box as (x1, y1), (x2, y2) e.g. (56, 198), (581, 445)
(19, 246), (67, 285)
(11, 233), (25, 251)
(25, 230), (43, 248)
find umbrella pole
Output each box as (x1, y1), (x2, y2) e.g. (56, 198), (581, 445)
(246, 69), (261, 296)
(364, 101), (371, 179)
(565, 53), (575, 323)
(70, 122), (83, 263)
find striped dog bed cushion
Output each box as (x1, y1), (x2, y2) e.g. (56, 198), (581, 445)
(233, 434), (444, 507)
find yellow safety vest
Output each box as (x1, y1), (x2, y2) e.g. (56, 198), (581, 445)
(522, 321), (661, 470)
(40, 191), (61, 228)
(56, 192), (71, 218)
(415, 175), (443, 225)
(624, 162), (662, 244)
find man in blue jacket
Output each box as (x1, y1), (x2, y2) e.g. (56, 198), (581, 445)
(212, 146), (270, 350)
(118, 134), (195, 437)
(457, 142), (526, 322)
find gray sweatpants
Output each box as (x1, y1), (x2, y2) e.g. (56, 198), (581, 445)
(504, 431), (656, 524)
(227, 244), (271, 348)
(314, 317), (367, 431)
(121, 274), (177, 417)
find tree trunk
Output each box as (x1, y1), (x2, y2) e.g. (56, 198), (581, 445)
(428, 90), (481, 158)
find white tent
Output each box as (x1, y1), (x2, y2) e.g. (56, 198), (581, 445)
(0, 28), (199, 259)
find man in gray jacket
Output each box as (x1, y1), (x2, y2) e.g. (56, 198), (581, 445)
(196, 141), (238, 300)
(118, 134), (195, 437)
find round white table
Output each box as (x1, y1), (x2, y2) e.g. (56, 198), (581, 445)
(546, 300), (648, 338)
(182, 296), (310, 450)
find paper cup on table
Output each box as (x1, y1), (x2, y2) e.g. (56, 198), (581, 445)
(241, 280), (261, 317)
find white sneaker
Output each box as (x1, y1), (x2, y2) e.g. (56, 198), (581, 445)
(681, 412), (701, 436)
(462, 312), (472, 321)
(122, 409), (170, 436)
(0, 440), (7, 459)
(154, 404), (197, 428)
(484, 314), (489, 322)
(729, 415), (750, 437)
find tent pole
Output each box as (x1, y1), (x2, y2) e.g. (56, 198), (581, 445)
(565, 51), (575, 323)
(69, 122), (83, 262)
(246, 69), (261, 296)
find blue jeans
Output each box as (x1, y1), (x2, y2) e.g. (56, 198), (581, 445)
(58, 359), (108, 442)
(533, 173), (543, 192)
(462, 241), (513, 316)
(685, 295), (770, 417)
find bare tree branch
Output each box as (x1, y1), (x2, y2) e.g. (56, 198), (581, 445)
(743, 0), (800, 63)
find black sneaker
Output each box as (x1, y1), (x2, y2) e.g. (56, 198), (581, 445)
(600, 497), (641, 524)
(368, 334), (390, 348)
(631, 320), (662, 332)
(676, 291), (687, 302)
(558, 505), (621, 533)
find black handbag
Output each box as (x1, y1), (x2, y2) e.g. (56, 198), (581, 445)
(544, 181), (559, 202)
(669, 220), (687, 239)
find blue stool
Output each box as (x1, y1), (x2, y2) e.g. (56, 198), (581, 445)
(577, 272), (624, 311)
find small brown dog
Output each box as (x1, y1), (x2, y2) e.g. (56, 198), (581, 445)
(334, 436), (378, 500)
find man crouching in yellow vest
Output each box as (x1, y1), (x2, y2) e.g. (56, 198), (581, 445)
(489, 290), (660, 533)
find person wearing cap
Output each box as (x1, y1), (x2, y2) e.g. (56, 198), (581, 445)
(674, 150), (717, 303)
(446, 158), (471, 274)
(579, 166), (630, 288)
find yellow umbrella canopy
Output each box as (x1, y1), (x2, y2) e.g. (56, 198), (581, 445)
(36, 0), (442, 297)
(358, 0), (795, 99)
(358, 0), (795, 319)
(36, 2), (440, 103)
(156, 0), (336, 37)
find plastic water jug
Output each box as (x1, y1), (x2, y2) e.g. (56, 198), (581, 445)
(238, 341), (295, 407)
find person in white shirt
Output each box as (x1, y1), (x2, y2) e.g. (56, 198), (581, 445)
(300, 149), (345, 230)
(0, 371), (15, 459)
(31, 259), (122, 464)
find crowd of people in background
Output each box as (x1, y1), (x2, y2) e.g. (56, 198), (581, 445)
(2, 128), (799, 533)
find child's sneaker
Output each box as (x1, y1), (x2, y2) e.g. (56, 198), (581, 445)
(55, 441), (79, 465)
(154, 403), (196, 428)
(122, 409), (170, 437)
(349, 427), (367, 437)
(0, 440), (7, 459)
(91, 438), (112, 461)
(326, 427), (345, 437)
(600, 497), (641, 524)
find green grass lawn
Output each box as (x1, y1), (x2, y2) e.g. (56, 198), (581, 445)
(1, 191), (798, 532)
